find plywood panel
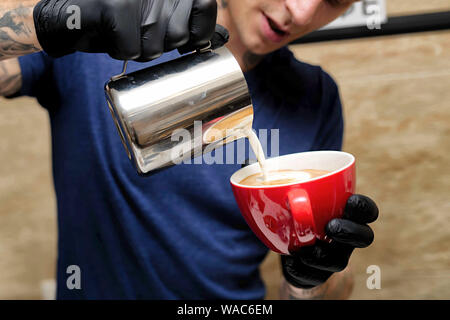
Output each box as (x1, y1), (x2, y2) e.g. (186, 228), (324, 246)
(0, 97), (56, 299)
(387, 0), (450, 16)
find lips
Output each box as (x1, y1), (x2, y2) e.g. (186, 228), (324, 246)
(268, 16), (289, 35)
(261, 13), (290, 43)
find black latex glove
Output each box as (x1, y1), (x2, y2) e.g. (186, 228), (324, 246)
(210, 24), (229, 50)
(282, 194), (379, 289)
(33, 0), (217, 60)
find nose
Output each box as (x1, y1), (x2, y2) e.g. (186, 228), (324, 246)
(285, 0), (323, 26)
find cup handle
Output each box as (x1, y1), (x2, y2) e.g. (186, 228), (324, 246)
(286, 189), (317, 247)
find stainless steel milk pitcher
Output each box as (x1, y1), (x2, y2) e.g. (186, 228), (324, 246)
(105, 46), (253, 175)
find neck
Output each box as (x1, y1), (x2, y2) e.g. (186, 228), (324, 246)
(217, 5), (265, 72)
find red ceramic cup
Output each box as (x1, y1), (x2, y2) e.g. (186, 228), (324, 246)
(230, 151), (355, 254)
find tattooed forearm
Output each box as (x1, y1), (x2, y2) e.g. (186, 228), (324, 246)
(0, 4), (41, 60)
(0, 58), (22, 96)
(280, 267), (354, 300)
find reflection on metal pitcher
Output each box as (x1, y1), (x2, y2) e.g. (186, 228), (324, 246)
(105, 46), (253, 175)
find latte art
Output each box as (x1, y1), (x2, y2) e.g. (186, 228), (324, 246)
(239, 126), (330, 186)
(239, 169), (331, 186)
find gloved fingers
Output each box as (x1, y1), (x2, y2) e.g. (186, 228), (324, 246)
(293, 241), (353, 273)
(137, 1), (167, 61)
(106, 2), (141, 60)
(178, 0), (217, 54)
(33, 0), (76, 57)
(108, 31), (141, 60)
(164, 1), (192, 51)
(326, 218), (374, 248)
(137, 27), (164, 61)
(210, 24), (230, 50)
(281, 254), (333, 289)
(344, 194), (379, 224)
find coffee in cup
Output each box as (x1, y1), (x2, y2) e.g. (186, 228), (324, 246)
(239, 169), (331, 186)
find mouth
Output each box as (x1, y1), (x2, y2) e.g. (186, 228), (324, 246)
(261, 13), (290, 43)
(267, 15), (289, 36)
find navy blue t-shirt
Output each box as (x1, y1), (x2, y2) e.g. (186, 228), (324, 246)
(16, 47), (343, 299)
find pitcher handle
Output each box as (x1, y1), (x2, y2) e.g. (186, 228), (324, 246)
(111, 60), (129, 81)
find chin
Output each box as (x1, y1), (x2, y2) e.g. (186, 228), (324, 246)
(245, 37), (281, 55)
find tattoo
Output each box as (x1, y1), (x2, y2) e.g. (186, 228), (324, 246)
(0, 7), (31, 35)
(0, 29), (38, 57)
(0, 59), (21, 96)
(242, 51), (265, 71)
(0, 6), (40, 60)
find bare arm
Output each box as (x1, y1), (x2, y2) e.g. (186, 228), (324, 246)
(0, 0), (41, 60)
(0, 58), (21, 96)
(280, 266), (354, 300)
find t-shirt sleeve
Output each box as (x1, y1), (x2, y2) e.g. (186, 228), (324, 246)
(14, 52), (53, 98)
(314, 71), (344, 151)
